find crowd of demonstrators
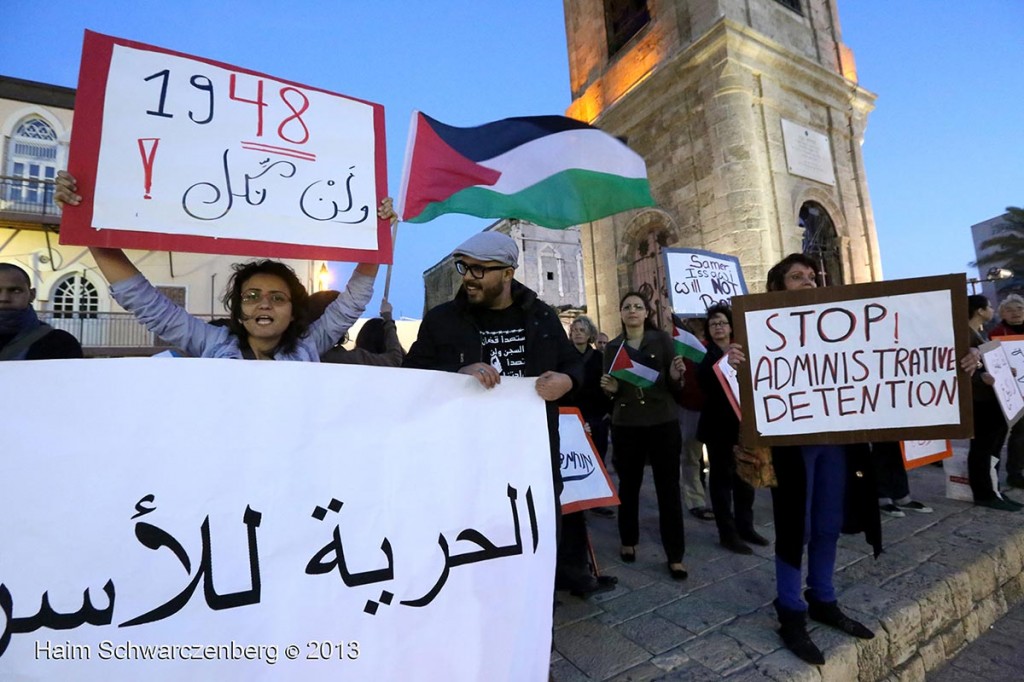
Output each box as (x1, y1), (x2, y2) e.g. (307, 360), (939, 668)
(310, 293), (405, 367)
(967, 294), (1019, 510)
(696, 303), (767, 554)
(54, 171), (383, 362)
(0, 262), (83, 360)
(991, 294), (1024, 489)
(675, 317), (714, 523)
(600, 292), (689, 580)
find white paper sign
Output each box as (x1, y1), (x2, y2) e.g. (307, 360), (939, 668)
(663, 248), (748, 317)
(744, 289), (960, 436)
(997, 336), (1024, 400)
(714, 352), (741, 418)
(901, 440), (952, 468)
(1, 359), (554, 681)
(980, 341), (1024, 426)
(558, 410), (617, 512)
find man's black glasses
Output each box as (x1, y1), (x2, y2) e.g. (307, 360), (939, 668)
(454, 260), (509, 279)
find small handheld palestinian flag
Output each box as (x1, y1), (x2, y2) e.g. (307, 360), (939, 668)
(672, 322), (706, 363)
(609, 342), (660, 389)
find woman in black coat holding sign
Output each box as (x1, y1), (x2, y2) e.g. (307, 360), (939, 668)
(600, 292), (688, 579)
(696, 303), (767, 555)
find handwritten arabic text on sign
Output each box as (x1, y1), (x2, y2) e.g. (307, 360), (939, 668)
(1, 360), (554, 681)
(61, 31), (390, 262)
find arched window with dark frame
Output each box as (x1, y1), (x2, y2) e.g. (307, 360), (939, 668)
(799, 202), (843, 287)
(5, 117), (59, 210)
(50, 273), (99, 319)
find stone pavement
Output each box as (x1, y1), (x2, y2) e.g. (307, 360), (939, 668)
(927, 597), (1024, 681)
(550, 442), (1024, 681)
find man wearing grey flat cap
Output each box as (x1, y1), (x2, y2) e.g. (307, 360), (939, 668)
(405, 230), (608, 595)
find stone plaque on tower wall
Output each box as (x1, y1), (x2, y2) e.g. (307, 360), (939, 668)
(781, 118), (836, 186)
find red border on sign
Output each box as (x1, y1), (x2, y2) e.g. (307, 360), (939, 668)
(900, 440), (953, 470)
(558, 407), (620, 513)
(61, 30), (391, 263)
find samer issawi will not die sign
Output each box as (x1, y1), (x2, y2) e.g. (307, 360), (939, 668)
(60, 30), (391, 262)
(732, 274), (973, 446)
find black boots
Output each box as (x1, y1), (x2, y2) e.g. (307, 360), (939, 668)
(806, 592), (875, 640)
(774, 599), (825, 665)
(774, 596), (875, 665)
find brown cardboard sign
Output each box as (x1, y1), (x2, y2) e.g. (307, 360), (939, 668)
(732, 274), (972, 446)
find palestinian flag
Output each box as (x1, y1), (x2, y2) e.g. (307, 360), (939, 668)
(397, 112), (655, 228)
(672, 322), (706, 363)
(609, 342), (660, 389)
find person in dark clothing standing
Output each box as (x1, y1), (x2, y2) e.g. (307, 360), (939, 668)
(992, 294), (1024, 488)
(403, 230), (591, 590)
(696, 303), (768, 554)
(967, 294), (1016, 510)
(601, 291), (689, 580)
(0, 263), (83, 361)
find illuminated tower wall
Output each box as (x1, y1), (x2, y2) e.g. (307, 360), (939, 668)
(564, 0), (882, 332)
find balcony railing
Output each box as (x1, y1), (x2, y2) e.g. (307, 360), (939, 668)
(37, 311), (222, 354)
(0, 175), (60, 218)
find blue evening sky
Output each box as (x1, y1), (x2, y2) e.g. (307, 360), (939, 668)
(2, 1), (1021, 317)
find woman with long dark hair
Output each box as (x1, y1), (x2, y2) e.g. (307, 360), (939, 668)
(600, 291), (688, 579)
(696, 303), (767, 554)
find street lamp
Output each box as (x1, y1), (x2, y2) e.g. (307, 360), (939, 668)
(967, 267), (1014, 294)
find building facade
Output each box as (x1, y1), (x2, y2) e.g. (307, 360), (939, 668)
(563, 0), (882, 331)
(0, 76), (322, 355)
(971, 213), (1023, 302)
(422, 219), (585, 317)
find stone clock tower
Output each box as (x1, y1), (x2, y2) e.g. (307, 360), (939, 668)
(563, 0), (882, 331)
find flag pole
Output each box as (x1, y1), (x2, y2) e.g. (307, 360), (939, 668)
(382, 220), (399, 302)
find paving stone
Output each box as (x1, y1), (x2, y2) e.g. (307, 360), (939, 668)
(887, 653), (925, 682)
(550, 658), (592, 682)
(916, 634), (945, 674)
(803, 625), (859, 682)
(938, 620), (969, 660)
(749, 649), (823, 682)
(971, 590), (1008, 634)
(837, 583), (921, 668)
(648, 655), (722, 681)
(934, 546), (998, 601)
(610, 613), (692, 656)
(879, 567), (956, 640)
(553, 618), (652, 680)
(883, 534), (942, 565)
(606, 661), (669, 682)
(555, 594), (606, 628)
(684, 632), (754, 676)
(718, 610), (784, 657)
(596, 582), (687, 626)
(655, 596), (739, 637)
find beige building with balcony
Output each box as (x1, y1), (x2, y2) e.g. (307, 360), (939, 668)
(564, 0), (882, 332)
(0, 75), (322, 355)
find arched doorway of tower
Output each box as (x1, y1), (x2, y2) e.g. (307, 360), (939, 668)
(630, 226), (672, 331)
(799, 202), (843, 287)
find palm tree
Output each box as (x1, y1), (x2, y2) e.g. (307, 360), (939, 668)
(973, 207), (1024, 294)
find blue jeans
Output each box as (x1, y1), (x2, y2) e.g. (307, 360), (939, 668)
(773, 445), (846, 611)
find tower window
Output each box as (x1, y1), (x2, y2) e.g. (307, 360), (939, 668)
(547, 272), (555, 281)
(773, 0), (803, 15)
(604, 0), (650, 58)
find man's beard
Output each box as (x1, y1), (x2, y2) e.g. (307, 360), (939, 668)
(465, 278), (505, 308)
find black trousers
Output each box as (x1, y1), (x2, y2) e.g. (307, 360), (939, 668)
(612, 421), (685, 563)
(706, 440), (755, 540)
(968, 402), (1009, 502)
(872, 441), (910, 502)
